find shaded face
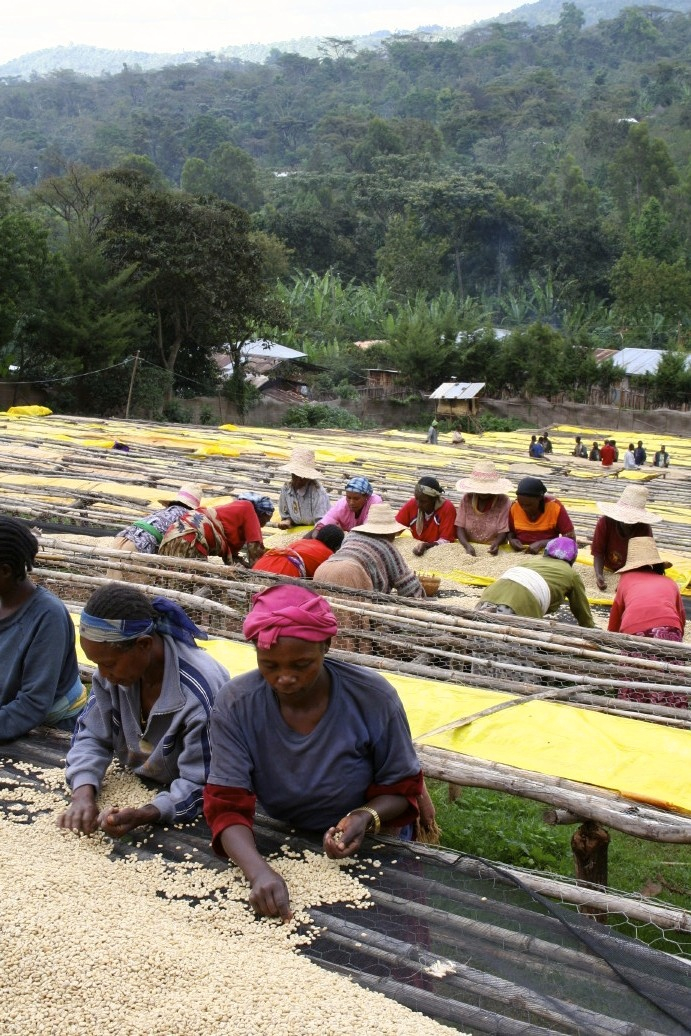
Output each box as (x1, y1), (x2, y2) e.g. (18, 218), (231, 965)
(256, 637), (329, 700)
(516, 493), (543, 518)
(80, 636), (151, 686)
(258, 512), (272, 528)
(414, 488), (436, 514)
(345, 491), (367, 514)
(291, 474), (309, 490)
(475, 494), (495, 506)
(0, 562), (17, 596)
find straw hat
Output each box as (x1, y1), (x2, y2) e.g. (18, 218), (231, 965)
(161, 482), (202, 508)
(596, 485), (661, 525)
(279, 448), (323, 481)
(356, 503), (407, 536)
(617, 536), (671, 574)
(455, 461), (513, 496)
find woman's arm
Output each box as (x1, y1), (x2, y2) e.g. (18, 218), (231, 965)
(593, 554), (607, 591)
(455, 525), (476, 556)
(220, 824), (292, 920)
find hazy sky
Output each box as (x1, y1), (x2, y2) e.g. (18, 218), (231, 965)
(2, 0), (516, 63)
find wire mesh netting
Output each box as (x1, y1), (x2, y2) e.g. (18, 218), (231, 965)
(1, 733), (690, 1036)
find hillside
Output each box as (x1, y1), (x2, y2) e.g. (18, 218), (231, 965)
(2, 0), (690, 78)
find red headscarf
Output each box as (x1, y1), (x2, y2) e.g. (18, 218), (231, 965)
(242, 584), (339, 649)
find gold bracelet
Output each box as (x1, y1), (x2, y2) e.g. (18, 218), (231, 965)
(347, 806), (381, 835)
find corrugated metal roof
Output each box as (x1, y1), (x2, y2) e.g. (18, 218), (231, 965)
(241, 339), (307, 360)
(429, 382), (486, 399)
(607, 348), (691, 376)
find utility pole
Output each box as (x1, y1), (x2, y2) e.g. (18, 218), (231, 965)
(125, 351), (140, 419)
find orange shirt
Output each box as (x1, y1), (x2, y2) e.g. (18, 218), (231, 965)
(509, 498), (574, 545)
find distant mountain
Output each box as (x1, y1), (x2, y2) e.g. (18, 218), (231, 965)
(1, 0), (690, 79)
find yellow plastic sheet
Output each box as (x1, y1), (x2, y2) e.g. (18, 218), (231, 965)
(73, 630), (691, 815)
(1, 405), (53, 417)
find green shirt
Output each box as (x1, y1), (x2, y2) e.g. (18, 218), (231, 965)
(480, 555), (595, 627)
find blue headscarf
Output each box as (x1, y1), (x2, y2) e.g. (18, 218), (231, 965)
(236, 492), (275, 517)
(80, 597), (207, 648)
(345, 476), (373, 495)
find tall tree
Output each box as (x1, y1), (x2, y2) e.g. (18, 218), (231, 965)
(98, 173), (279, 393)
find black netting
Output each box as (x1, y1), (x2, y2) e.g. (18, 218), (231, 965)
(2, 734), (690, 1036)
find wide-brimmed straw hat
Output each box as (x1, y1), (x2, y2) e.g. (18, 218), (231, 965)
(161, 482), (203, 508)
(617, 536), (671, 574)
(596, 485), (661, 525)
(279, 447), (323, 481)
(356, 503), (407, 536)
(456, 461), (513, 496)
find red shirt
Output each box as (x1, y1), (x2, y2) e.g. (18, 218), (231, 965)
(608, 570), (685, 635)
(600, 444), (616, 466)
(214, 501), (263, 554)
(253, 540), (333, 578)
(590, 517), (652, 572)
(395, 498), (457, 543)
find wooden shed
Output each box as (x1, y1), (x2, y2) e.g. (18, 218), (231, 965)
(429, 381), (485, 418)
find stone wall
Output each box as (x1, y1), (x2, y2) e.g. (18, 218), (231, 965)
(105, 391), (691, 440)
(481, 398), (691, 438)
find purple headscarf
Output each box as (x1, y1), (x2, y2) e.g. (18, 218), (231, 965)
(544, 537), (578, 563)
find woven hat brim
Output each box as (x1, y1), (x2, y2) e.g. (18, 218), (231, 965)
(355, 520), (407, 536)
(596, 501), (662, 525)
(279, 462), (323, 479)
(618, 555), (672, 574)
(456, 477), (513, 495)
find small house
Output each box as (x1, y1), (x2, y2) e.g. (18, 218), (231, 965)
(428, 381), (486, 419)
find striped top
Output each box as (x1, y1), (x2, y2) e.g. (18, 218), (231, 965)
(319, 531), (424, 598)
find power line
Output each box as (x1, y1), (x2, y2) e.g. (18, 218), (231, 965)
(4, 358), (133, 386)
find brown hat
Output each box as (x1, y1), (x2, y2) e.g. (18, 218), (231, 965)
(355, 503), (407, 536)
(279, 448), (323, 481)
(596, 485), (661, 526)
(456, 461), (513, 496)
(617, 536), (671, 574)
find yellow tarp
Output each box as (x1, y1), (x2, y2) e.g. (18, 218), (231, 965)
(73, 630), (691, 816)
(1, 405), (53, 417)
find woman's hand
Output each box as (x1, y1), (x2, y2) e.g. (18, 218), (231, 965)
(278, 519), (292, 530)
(528, 540), (545, 554)
(413, 542), (432, 557)
(596, 574), (607, 591)
(249, 864), (293, 920)
(56, 786), (99, 834)
(464, 544), (476, 557)
(323, 810), (370, 859)
(97, 803), (161, 837)
(508, 537), (525, 552)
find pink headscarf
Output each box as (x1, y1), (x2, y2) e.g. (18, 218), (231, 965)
(243, 584), (339, 650)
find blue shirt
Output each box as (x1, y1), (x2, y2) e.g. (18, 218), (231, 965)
(207, 658), (420, 830)
(0, 585), (80, 741)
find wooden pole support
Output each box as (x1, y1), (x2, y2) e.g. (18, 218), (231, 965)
(571, 820), (611, 923)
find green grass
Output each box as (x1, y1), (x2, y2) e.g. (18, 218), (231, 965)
(429, 781), (691, 913)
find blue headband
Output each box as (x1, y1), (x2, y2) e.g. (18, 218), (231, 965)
(345, 476), (373, 495)
(80, 597), (207, 648)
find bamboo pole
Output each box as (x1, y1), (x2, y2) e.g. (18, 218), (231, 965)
(417, 745), (691, 843)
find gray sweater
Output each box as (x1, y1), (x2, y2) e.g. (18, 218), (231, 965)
(0, 585), (80, 742)
(65, 636), (229, 823)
